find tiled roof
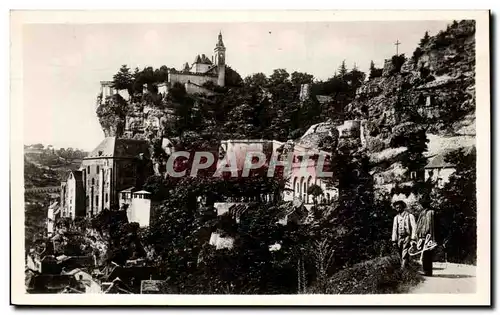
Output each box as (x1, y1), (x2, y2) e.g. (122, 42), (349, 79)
(228, 203), (250, 220)
(85, 137), (150, 159)
(425, 147), (475, 169)
(120, 187), (136, 192)
(134, 190), (151, 194)
(425, 153), (455, 169)
(301, 121), (336, 138)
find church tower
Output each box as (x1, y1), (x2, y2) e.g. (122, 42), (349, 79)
(214, 31), (226, 87)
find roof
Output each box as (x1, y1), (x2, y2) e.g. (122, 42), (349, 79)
(228, 203), (251, 221)
(120, 187), (136, 193)
(85, 137), (150, 159)
(133, 190), (151, 194)
(140, 280), (172, 293)
(425, 153), (455, 169)
(301, 121), (337, 138)
(102, 277), (133, 294)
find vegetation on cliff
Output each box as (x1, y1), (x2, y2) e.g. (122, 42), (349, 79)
(72, 19), (479, 293)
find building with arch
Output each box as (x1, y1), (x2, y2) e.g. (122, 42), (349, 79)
(78, 137), (152, 217)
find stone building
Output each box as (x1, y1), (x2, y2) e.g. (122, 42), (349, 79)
(59, 170), (85, 219)
(46, 201), (60, 236)
(119, 188), (152, 228)
(217, 124), (344, 210)
(424, 152), (456, 188)
(80, 137), (152, 217)
(168, 31), (226, 89)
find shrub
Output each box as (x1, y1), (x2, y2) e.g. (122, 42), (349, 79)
(310, 255), (423, 294)
(432, 31), (452, 49)
(412, 47), (424, 63)
(390, 55), (407, 74)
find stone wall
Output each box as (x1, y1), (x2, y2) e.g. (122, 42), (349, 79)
(168, 72), (217, 87)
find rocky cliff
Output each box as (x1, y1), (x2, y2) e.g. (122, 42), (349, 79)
(345, 20), (477, 202)
(347, 20), (475, 138)
(94, 20), (477, 201)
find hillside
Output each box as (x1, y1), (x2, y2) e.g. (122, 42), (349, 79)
(346, 20), (475, 152)
(341, 20), (477, 198)
(24, 145), (87, 189)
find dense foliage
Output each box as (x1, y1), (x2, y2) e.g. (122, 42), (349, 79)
(27, 20), (477, 295)
(433, 148), (477, 264)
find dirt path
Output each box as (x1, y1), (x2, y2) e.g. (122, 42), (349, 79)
(410, 262), (476, 294)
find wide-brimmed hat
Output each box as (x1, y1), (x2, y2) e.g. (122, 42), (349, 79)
(392, 200), (407, 208)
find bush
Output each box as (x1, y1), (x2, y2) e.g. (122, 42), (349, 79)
(310, 255), (423, 294)
(412, 47), (424, 63)
(390, 55), (407, 74)
(432, 31), (452, 49)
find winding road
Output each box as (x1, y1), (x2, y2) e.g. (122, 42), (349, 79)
(410, 262), (476, 294)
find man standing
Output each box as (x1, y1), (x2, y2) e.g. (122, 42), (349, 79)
(416, 200), (436, 276)
(391, 200), (417, 269)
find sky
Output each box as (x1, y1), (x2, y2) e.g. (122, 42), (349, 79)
(22, 20), (452, 151)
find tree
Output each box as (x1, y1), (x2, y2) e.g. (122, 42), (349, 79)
(338, 60), (348, 78)
(112, 65), (134, 93)
(31, 143), (44, 150)
(225, 66), (244, 87)
(369, 60), (383, 80)
(420, 31), (430, 47)
(345, 67), (366, 91)
(433, 148), (476, 264)
(291, 71), (314, 88)
(390, 127), (429, 179)
(269, 69), (290, 86)
(307, 184), (323, 205)
(390, 54), (407, 74)
(244, 73), (268, 87)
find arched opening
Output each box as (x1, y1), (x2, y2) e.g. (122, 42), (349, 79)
(293, 177), (298, 198)
(299, 177), (305, 200)
(307, 176), (313, 204)
(302, 180), (307, 202)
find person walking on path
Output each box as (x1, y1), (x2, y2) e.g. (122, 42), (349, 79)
(416, 200), (437, 276)
(391, 200), (417, 269)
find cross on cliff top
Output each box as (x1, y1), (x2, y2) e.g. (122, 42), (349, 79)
(395, 40), (401, 55)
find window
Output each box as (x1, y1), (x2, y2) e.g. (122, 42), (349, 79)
(97, 165), (100, 173)
(92, 178), (95, 185)
(87, 166), (90, 173)
(410, 171), (417, 179)
(95, 196), (99, 208)
(105, 193), (108, 203)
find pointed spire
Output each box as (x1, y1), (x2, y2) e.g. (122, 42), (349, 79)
(216, 31), (224, 48)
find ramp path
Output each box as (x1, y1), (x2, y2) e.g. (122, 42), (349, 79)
(410, 262), (476, 294)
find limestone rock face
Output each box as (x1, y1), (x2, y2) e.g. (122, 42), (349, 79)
(346, 20), (476, 139)
(344, 20), (476, 200)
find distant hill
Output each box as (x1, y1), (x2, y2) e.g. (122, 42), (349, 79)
(24, 144), (87, 189)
